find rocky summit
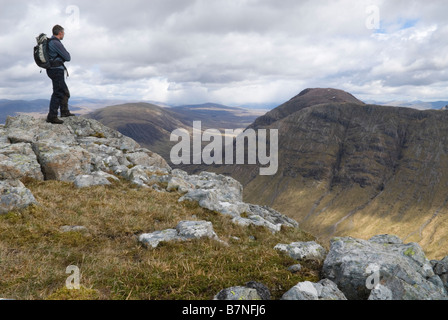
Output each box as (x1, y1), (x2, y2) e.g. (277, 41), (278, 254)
(1, 114), (447, 300)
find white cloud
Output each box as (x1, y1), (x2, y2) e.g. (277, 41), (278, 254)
(1, 0), (448, 105)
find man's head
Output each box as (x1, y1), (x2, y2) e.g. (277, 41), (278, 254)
(52, 25), (65, 40)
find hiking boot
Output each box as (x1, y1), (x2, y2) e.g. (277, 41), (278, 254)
(61, 111), (76, 117)
(46, 117), (64, 124)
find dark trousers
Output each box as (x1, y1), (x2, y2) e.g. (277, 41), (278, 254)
(47, 68), (70, 118)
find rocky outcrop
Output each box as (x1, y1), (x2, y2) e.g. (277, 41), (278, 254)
(0, 115), (169, 213)
(176, 171), (297, 232)
(0, 115), (297, 235)
(322, 235), (448, 300)
(2, 115), (170, 183)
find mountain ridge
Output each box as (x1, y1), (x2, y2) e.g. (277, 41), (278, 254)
(203, 88), (448, 259)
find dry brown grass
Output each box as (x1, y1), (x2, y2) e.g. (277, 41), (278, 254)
(0, 177), (318, 300)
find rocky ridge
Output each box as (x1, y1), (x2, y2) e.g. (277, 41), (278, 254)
(1, 115), (447, 300)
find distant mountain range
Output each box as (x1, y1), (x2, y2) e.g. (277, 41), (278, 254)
(369, 100), (448, 110)
(0, 99), (84, 123)
(0, 99), (49, 123)
(2, 97), (446, 125)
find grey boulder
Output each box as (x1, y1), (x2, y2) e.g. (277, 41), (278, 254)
(74, 171), (118, 188)
(432, 256), (448, 292)
(139, 220), (221, 248)
(274, 241), (327, 262)
(322, 235), (448, 300)
(0, 180), (38, 214)
(0, 143), (44, 181)
(281, 279), (347, 300)
(214, 282), (270, 300)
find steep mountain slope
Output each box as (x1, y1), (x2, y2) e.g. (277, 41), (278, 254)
(210, 88), (448, 259)
(87, 103), (188, 161)
(87, 102), (263, 164)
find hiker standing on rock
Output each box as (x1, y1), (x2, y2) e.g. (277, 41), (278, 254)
(46, 25), (75, 124)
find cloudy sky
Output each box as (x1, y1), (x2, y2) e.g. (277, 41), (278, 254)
(1, 0), (448, 107)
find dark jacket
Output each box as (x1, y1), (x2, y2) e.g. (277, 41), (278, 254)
(48, 36), (71, 70)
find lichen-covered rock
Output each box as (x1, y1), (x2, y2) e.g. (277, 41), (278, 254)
(0, 180), (38, 214)
(139, 229), (179, 248)
(166, 176), (193, 194)
(122, 165), (171, 187)
(232, 215), (282, 233)
(79, 141), (131, 172)
(281, 279), (347, 300)
(74, 171), (117, 188)
(2, 115), (170, 184)
(247, 205), (299, 229)
(126, 149), (170, 171)
(139, 220), (222, 248)
(0, 126), (10, 148)
(0, 143), (43, 180)
(274, 241), (327, 262)
(179, 188), (250, 218)
(33, 142), (91, 182)
(432, 256), (448, 292)
(369, 234), (403, 245)
(176, 171), (298, 232)
(322, 235), (448, 300)
(214, 282), (271, 301)
(178, 171), (247, 217)
(176, 220), (219, 240)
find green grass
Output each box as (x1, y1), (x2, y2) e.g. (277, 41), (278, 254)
(0, 177), (319, 300)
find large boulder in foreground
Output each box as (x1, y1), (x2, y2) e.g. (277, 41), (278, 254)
(322, 235), (448, 300)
